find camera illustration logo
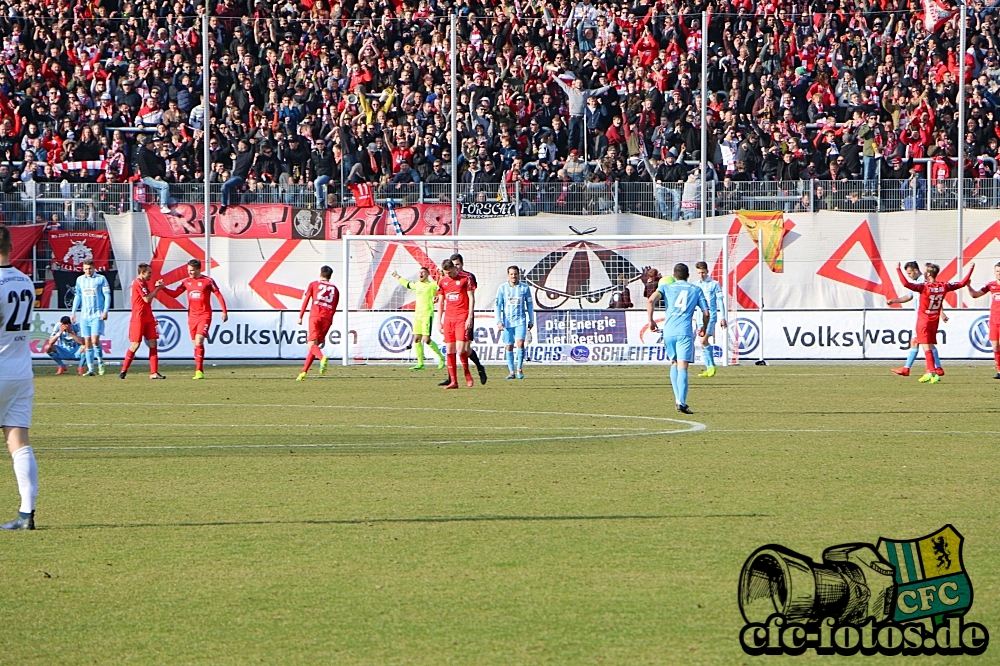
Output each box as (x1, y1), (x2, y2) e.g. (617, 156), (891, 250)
(738, 525), (988, 656)
(968, 315), (991, 354)
(155, 316), (181, 352)
(730, 318), (760, 355)
(378, 316), (413, 353)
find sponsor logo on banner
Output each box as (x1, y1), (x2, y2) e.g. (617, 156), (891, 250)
(156, 315), (182, 352)
(378, 316), (413, 353)
(732, 318), (760, 355)
(536, 311), (627, 345)
(292, 209), (325, 239)
(569, 345), (590, 362)
(969, 315), (991, 353)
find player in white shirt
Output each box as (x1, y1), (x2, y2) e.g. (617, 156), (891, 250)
(0, 225), (39, 530)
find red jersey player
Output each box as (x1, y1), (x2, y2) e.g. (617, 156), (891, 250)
(162, 259), (228, 380)
(437, 258), (475, 388)
(896, 261), (973, 383)
(119, 263), (166, 380)
(296, 265), (339, 381)
(967, 261), (1000, 379)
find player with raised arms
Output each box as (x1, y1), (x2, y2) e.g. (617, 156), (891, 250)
(120, 263), (166, 380)
(161, 259), (228, 380)
(647, 263), (709, 414)
(966, 261), (1000, 379)
(297, 266), (339, 381)
(693, 261), (727, 378)
(896, 261), (973, 383)
(71, 258), (111, 376)
(439, 254), (487, 385)
(392, 266), (445, 371)
(437, 259), (475, 389)
(888, 261), (944, 377)
(0, 225), (39, 530)
(495, 265), (534, 380)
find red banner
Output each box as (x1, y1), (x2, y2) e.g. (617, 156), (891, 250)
(143, 203), (459, 240)
(48, 230), (112, 272)
(8, 224), (45, 275)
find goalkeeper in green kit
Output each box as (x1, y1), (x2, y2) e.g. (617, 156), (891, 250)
(392, 267), (446, 370)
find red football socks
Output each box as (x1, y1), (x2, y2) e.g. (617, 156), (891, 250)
(460, 351), (472, 381)
(302, 345), (317, 373)
(446, 352), (457, 384)
(122, 349), (135, 373)
(194, 344), (205, 372)
(924, 350), (936, 372)
(149, 349), (159, 375)
(994, 348), (1000, 371)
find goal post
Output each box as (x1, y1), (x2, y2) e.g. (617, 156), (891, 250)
(341, 234), (738, 366)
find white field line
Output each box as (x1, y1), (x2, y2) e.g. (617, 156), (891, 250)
(713, 428), (1000, 435)
(34, 404), (705, 451)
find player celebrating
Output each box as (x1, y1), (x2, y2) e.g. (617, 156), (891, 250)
(967, 261), (1000, 379)
(439, 254), (487, 385)
(693, 261), (727, 378)
(297, 266), (339, 381)
(42, 316), (86, 375)
(896, 262), (973, 383)
(120, 263), (166, 380)
(71, 259), (111, 376)
(437, 259), (475, 389)
(495, 265), (534, 380)
(162, 259), (228, 380)
(392, 267), (445, 371)
(888, 261), (943, 377)
(0, 225), (39, 530)
(647, 263), (709, 414)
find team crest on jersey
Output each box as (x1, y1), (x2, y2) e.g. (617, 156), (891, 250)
(876, 525), (973, 623)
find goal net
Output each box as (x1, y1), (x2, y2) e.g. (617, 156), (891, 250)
(341, 235), (738, 366)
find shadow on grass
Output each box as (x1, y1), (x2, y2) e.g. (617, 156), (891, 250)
(45, 512), (770, 530)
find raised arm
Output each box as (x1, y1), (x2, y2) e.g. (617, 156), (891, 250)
(947, 263), (974, 290)
(646, 290), (662, 332)
(161, 284), (185, 298)
(896, 264), (922, 292)
(968, 284), (989, 299)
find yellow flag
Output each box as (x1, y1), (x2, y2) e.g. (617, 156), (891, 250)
(738, 210), (784, 273)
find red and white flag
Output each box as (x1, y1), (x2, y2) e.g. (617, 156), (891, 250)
(924, 0), (958, 33)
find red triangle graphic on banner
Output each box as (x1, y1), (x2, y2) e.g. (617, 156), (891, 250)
(938, 220), (1000, 307)
(816, 219), (900, 305)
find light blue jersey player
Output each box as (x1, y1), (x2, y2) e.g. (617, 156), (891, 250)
(694, 261), (728, 377)
(495, 266), (535, 379)
(71, 260), (111, 375)
(647, 263), (709, 414)
(42, 316), (85, 374)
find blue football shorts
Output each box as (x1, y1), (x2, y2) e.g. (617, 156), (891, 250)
(79, 317), (105, 337)
(501, 322), (528, 345)
(664, 335), (695, 363)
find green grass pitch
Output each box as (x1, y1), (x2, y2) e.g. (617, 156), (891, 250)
(2, 363), (999, 664)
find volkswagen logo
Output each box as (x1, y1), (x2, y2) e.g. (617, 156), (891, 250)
(969, 315), (991, 354)
(378, 316), (413, 353)
(156, 315), (181, 352)
(731, 318), (760, 355)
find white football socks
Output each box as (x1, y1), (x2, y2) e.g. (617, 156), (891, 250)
(11, 446), (37, 513)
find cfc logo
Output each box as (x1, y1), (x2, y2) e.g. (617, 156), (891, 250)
(731, 318), (760, 355)
(969, 315), (991, 354)
(156, 316), (181, 352)
(378, 316), (413, 353)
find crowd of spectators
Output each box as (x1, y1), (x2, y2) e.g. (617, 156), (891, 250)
(0, 0), (996, 218)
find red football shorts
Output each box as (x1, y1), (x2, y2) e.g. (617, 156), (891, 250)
(442, 316), (469, 344)
(188, 315), (212, 339)
(989, 316), (1000, 342)
(914, 320), (939, 345)
(309, 316), (333, 343)
(129, 318), (158, 342)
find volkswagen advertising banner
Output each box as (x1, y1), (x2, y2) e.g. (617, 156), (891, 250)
(26, 309), (995, 363)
